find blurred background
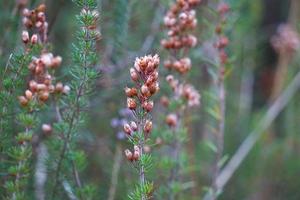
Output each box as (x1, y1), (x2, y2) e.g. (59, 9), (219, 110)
(1, 0), (300, 199)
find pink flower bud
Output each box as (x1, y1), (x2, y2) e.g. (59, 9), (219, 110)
(142, 101), (154, 112)
(63, 85), (71, 94)
(127, 98), (137, 110)
(22, 31), (29, 43)
(141, 85), (149, 95)
(25, 90), (33, 100)
(123, 123), (132, 135)
(144, 120), (153, 133)
(130, 121), (138, 131)
(134, 145), (139, 152)
(51, 56), (62, 68)
(130, 68), (139, 82)
(166, 113), (177, 127)
(124, 149), (133, 161)
(133, 150), (140, 160)
(42, 124), (52, 135)
(31, 34), (38, 44)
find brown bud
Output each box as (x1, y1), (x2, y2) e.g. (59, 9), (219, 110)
(130, 68), (139, 82)
(35, 65), (43, 74)
(55, 82), (64, 93)
(160, 96), (169, 107)
(22, 31), (29, 44)
(42, 124), (52, 135)
(125, 87), (138, 97)
(215, 24), (222, 34)
(18, 96), (28, 106)
(123, 123), (132, 135)
(144, 120), (153, 133)
(31, 34), (38, 44)
(142, 101), (154, 112)
(37, 84), (46, 91)
(29, 80), (38, 92)
(164, 60), (173, 69)
(127, 98), (137, 110)
(149, 83), (159, 94)
(36, 4), (46, 13)
(51, 56), (62, 68)
(125, 149), (133, 161)
(133, 150), (140, 161)
(39, 91), (49, 102)
(25, 90), (33, 100)
(28, 62), (35, 71)
(166, 113), (177, 127)
(141, 85), (149, 95)
(218, 36), (229, 49)
(133, 150), (140, 160)
(130, 121), (138, 131)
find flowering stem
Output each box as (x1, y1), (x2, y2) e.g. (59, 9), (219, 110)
(211, 68), (225, 200)
(108, 144), (122, 200)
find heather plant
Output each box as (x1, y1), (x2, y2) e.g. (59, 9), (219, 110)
(1, 0), (300, 199)
(157, 0), (201, 199)
(123, 54), (160, 200)
(47, 0), (100, 199)
(1, 1), (100, 199)
(1, 4), (66, 199)
(202, 2), (230, 199)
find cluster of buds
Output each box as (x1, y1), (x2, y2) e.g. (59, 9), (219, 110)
(271, 24), (300, 55)
(19, 5), (69, 107)
(22, 4), (48, 43)
(164, 57), (191, 74)
(18, 50), (69, 107)
(214, 2), (230, 65)
(124, 145), (140, 161)
(161, 0), (201, 74)
(22, 30), (38, 45)
(166, 75), (200, 107)
(126, 54), (160, 113)
(124, 55), (160, 160)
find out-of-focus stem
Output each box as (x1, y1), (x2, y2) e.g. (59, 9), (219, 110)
(108, 144), (122, 200)
(269, 52), (291, 102)
(211, 66), (225, 200)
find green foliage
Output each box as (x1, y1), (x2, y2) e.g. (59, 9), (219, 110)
(48, 0), (100, 199)
(128, 181), (154, 200)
